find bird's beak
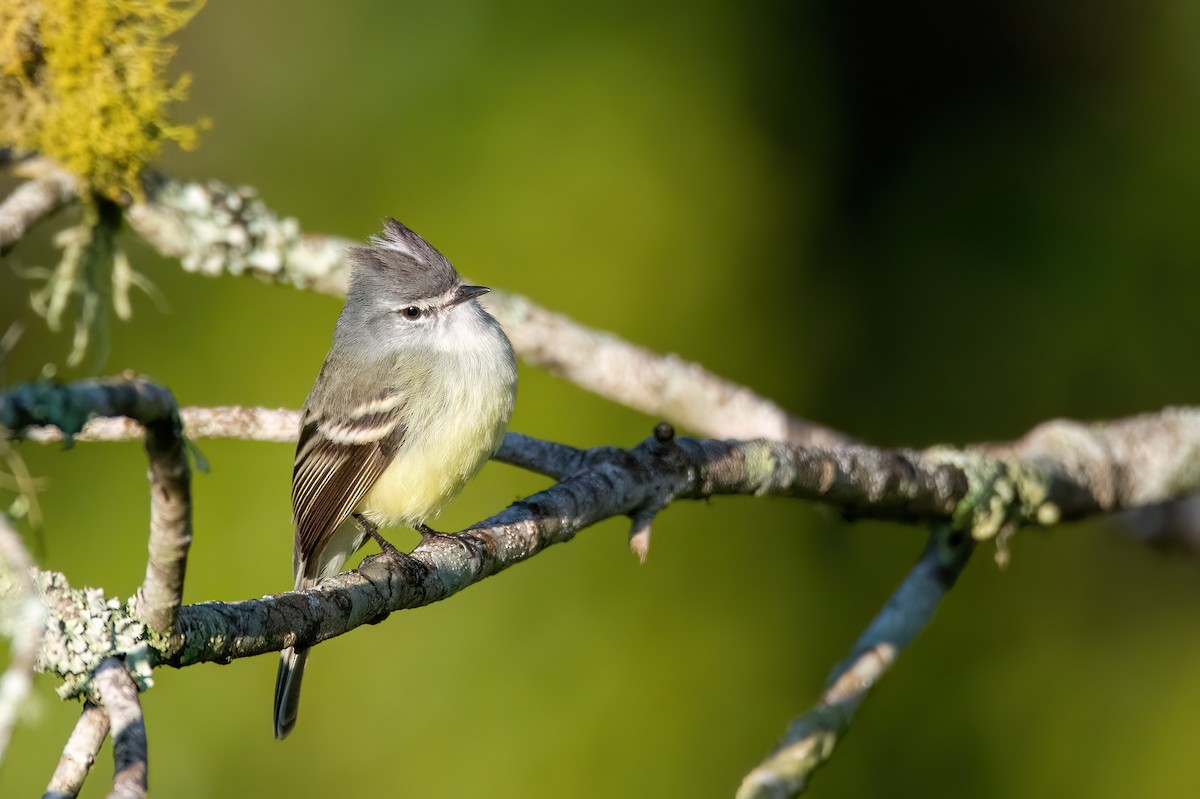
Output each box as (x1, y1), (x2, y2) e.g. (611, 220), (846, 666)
(451, 285), (491, 306)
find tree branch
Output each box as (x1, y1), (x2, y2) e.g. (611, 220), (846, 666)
(0, 376), (192, 636)
(43, 703), (110, 799)
(996, 408), (1200, 517)
(18, 401), (1200, 526)
(483, 291), (847, 446)
(737, 526), (974, 798)
(92, 659), (147, 799)
(18, 406), (300, 445)
(0, 162), (78, 255)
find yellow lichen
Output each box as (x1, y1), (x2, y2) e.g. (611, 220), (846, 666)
(0, 0), (206, 202)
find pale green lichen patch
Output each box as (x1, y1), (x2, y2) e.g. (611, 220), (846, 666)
(741, 443), (790, 495)
(925, 448), (1059, 544)
(34, 570), (153, 701)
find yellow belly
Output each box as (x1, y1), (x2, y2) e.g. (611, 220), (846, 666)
(356, 386), (509, 528)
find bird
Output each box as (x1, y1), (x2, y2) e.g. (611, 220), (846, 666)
(273, 218), (518, 739)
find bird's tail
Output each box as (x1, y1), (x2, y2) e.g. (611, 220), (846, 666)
(275, 535), (364, 739)
(274, 645), (308, 739)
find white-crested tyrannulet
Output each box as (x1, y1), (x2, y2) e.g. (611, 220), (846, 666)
(273, 219), (518, 739)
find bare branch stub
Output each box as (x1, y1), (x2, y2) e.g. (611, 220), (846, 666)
(43, 703), (111, 799)
(93, 659), (148, 799)
(737, 527), (975, 799)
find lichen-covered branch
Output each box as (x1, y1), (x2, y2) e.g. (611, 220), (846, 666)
(737, 526), (974, 798)
(125, 173), (351, 296)
(92, 659), (147, 799)
(997, 408), (1200, 518)
(0, 376), (178, 441)
(43, 702), (110, 799)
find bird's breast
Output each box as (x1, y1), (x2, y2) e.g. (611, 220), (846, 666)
(357, 343), (516, 528)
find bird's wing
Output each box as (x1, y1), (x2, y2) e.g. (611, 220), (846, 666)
(291, 390), (407, 577)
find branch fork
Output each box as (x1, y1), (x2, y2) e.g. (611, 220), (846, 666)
(1, 376), (191, 798)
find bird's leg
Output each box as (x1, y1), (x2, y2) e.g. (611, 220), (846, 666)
(416, 523), (472, 556)
(354, 513), (402, 559)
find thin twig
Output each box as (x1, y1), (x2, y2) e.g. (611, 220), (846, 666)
(43, 702), (111, 799)
(18, 406), (300, 444)
(738, 526), (975, 798)
(92, 659), (147, 799)
(0, 512), (44, 762)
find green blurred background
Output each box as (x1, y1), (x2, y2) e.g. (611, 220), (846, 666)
(4, 1), (1200, 796)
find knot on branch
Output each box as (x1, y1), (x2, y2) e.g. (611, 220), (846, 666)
(925, 449), (1059, 560)
(624, 424), (687, 562)
(35, 571), (153, 701)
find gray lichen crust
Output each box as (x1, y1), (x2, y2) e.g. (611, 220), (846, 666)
(35, 571), (153, 701)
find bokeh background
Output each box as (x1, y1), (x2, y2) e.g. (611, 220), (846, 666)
(4, 1), (1200, 796)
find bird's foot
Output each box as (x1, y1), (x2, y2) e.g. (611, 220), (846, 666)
(416, 523), (472, 556)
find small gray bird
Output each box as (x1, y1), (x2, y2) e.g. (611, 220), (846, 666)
(273, 219), (518, 739)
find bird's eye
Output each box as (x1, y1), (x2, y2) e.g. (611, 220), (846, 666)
(401, 306), (422, 320)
